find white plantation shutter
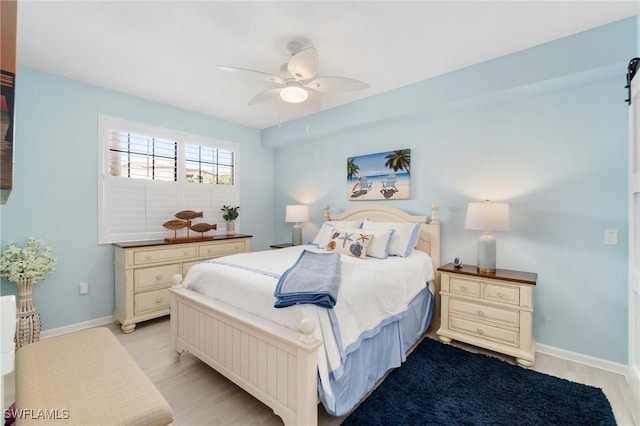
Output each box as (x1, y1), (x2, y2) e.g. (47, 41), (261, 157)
(182, 182), (237, 234)
(98, 116), (239, 244)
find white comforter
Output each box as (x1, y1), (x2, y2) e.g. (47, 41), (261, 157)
(182, 244), (434, 400)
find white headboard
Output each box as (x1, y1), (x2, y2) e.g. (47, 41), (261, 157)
(324, 204), (441, 274)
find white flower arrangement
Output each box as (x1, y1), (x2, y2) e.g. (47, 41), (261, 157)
(0, 238), (57, 284)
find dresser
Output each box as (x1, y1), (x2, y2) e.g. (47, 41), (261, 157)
(113, 235), (252, 333)
(436, 263), (537, 367)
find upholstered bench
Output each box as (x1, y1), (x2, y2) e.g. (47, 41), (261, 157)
(15, 327), (173, 425)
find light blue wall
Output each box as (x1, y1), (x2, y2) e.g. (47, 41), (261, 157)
(1, 16), (636, 365)
(0, 67), (274, 330)
(269, 17), (636, 364)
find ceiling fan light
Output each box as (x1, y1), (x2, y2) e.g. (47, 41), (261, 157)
(280, 86), (308, 103)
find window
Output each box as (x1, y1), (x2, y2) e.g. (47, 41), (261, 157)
(108, 132), (177, 181)
(98, 116), (239, 244)
(184, 144), (234, 185)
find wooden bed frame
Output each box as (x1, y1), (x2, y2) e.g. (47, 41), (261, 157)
(169, 204), (441, 425)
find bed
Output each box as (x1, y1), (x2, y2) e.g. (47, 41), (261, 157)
(169, 204), (441, 425)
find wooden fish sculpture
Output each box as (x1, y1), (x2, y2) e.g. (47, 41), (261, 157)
(163, 219), (189, 238)
(163, 219), (189, 230)
(174, 210), (203, 221)
(190, 222), (217, 236)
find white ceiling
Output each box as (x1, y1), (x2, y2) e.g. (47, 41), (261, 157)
(16, 1), (639, 130)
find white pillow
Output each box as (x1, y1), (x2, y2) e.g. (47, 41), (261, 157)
(330, 227), (395, 259)
(362, 220), (422, 257)
(325, 228), (373, 259)
(311, 221), (362, 247)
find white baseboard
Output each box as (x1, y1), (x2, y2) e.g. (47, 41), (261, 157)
(536, 342), (628, 377)
(38, 317), (628, 378)
(40, 316), (114, 340)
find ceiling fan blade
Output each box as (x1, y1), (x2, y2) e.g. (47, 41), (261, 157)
(217, 66), (284, 85)
(248, 88), (282, 105)
(287, 47), (319, 81)
(305, 76), (369, 93)
(302, 89), (322, 111)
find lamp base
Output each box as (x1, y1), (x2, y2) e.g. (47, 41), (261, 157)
(477, 232), (496, 273)
(292, 223), (302, 246)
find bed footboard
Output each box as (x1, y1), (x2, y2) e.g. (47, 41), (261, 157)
(170, 285), (321, 426)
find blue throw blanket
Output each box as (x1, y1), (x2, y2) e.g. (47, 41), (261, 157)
(274, 249), (341, 309)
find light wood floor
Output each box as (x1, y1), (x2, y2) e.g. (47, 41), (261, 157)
(4, 318), (636, 425)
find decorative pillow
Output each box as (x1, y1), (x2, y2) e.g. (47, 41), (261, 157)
(325, 228), (373, 259)
(311, 220), (362, 247)
(361, 220), (422, 257)
(332, 227), (395, 259)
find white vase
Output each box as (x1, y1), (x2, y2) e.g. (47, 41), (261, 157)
(226, 220), (235, 235)
(15, 277), (41, 350)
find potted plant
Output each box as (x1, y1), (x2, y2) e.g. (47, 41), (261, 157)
(0, 237), (57, 349)
(221, 205), (240, 235)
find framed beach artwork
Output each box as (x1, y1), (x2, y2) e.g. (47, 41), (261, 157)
(347, 149), (410, 200)
(0, 0), (17, 204)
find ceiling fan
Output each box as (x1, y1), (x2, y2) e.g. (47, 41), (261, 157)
(218, 41), (369, 110)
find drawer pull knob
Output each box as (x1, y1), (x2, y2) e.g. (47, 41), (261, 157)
(477, 328), (485, 335)
(184, 252), (189, 256)
(477, 310), (485, 316)
(156, 298), (163, 304)
(497, 292), (504, 298)
(461, 286), (467, 291)
(156, 275), (162, 281)
(146, 255), (152, 260)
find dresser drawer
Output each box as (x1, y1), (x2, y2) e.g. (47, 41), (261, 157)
(484, 282), (520, 306)
(183, 261), (201, 275)
(450, 299), (519, 327)
(134, 246), (198, 265)
(199, 241), (247, 258)
(134, 264), (181, 292)
(450, 277), (481, 298)
(134, 288), (170, 315)
(449, 316), (519, 347)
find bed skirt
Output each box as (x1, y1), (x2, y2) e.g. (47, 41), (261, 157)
(320, 286), (434, 416)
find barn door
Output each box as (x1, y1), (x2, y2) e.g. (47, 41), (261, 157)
(627, 58), (640, 425)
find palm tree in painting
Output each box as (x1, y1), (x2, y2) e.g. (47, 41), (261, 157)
(384, 149), (411, 174)
(347, 157), (360, 179)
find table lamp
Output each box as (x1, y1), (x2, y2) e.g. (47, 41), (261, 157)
(285, 205), (309, 245)
(464, 200), (510, 273)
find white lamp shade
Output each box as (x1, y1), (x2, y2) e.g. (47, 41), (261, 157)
(285, 205), (309, 223)
(465, 201), (510, 232)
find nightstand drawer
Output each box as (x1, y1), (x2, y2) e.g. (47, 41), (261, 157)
(484, 282), (520, 305)
(134, 247), (197, 265)
(134, 288), (170, 315)
(449, 316), (519, 347)
(450, 277), (481, 298)
(450, 299), (519, 327)
(134, 264), (181, 292)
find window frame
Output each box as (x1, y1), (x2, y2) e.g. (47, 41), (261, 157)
(98, 115), (240, 244)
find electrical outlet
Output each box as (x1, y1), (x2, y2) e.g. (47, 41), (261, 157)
(603, 230), (618, 246)
(79, 282), (89, 295)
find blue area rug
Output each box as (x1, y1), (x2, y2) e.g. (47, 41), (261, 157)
(343, 338), (616, 426)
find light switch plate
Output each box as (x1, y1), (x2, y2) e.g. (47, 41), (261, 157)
(604, 230), (618, 246)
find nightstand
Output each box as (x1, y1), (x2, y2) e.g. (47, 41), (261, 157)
(436, 263), (537, 367)
(270, 243), (294, 249)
